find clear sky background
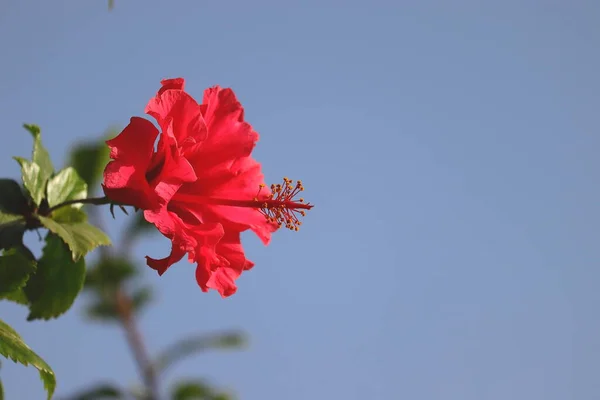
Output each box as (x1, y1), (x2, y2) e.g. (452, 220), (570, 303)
(0, 1), (599, 399)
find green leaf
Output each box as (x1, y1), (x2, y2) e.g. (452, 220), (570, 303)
(62, 383), (123, 400)
(0, 180), (29, 250)
(23, 124), (54, 183)
(0, 249), (36, 296)
(0, 179), (29, 215)
(0, 318), (56, 399)
(0, 377), (4, 400)
(46, 167), (88, 209)
(51, 207), (87, 224)
(38, 216), (110, 261)
(13, 157), (45, 206)
(0, 212), (26, 251)
(69, 140), (110, 191)
(171, 380), (233, 400)
(24, 233), (86, 320)
(154, 331), (247, 374)
(171, 380), (212, 400)
(0, 287), (29, 305)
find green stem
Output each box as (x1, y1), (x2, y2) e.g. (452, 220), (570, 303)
(46, 196), (112, 214)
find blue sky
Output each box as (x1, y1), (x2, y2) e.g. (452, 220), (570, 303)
(1, 1), (599, 399)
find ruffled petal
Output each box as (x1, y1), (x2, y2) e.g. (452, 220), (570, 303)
(185, 86), (258, 174)
(146, 245), (186, 275)
(203, 231), (255, 297)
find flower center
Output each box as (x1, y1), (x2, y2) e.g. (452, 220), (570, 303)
(172, 177), (313, 231)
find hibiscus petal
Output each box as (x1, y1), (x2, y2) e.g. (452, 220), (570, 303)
(186, 87), (258, 173)
(158, 78), (185, 95)
(145, 82), (207, 146)
(102, 162), (159, 210)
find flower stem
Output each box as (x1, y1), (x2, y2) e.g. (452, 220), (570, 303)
(46, 196), (112, 214)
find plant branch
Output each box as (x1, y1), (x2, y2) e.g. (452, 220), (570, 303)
(114, 287), (159, 400)
(46, 196), (112, 214)
(86, 205), (159, 399)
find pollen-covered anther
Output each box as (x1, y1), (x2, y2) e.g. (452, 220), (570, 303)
(256, 177), (313, 231)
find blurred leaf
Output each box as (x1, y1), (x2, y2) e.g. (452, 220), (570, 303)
(171, 380), (233, 400)
(85, 299), (118, 321)
(38, 215), (111, 261)
(0, 377), (3, 400)
(13, 157), (45, 206)
(24, 233), (86, 321)
(69, 140), (110, 192)
(108, 0), (114, 10)
(120, 211), (156, 251)
(154, 331), (247, 374)
(85, 257), (137, 290)
(23, 124), (54, 182)
(0, 248), (36, 296)
(0, 318), (56, 399)
(46, 167), (87, 209)
(131, 285), (153, 314)
(212, 395), (232, 400)
(171, 380), (212, 400)
(62, 383), (123, 400)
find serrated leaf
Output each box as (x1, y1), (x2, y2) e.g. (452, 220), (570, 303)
(51, 207), (87, 224)
(0, 318), (56, 399)
(13, 157), (45, 206)
(38, 216), (110, 261)
(46, 167), (87, 209)
(0, 249), (36, 296)
(23, 124), (54, 183)
(24, 233), (86, 320)
(0, 287), (29, 305)
(69, 140), (110, 191)
(62, 383), (123, 400)
(154, 331), (247, 374)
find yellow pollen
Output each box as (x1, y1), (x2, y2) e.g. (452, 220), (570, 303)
(255, 177), (313, 231)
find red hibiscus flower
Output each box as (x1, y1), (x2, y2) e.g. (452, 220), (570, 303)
(102, 78), (312, 297)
